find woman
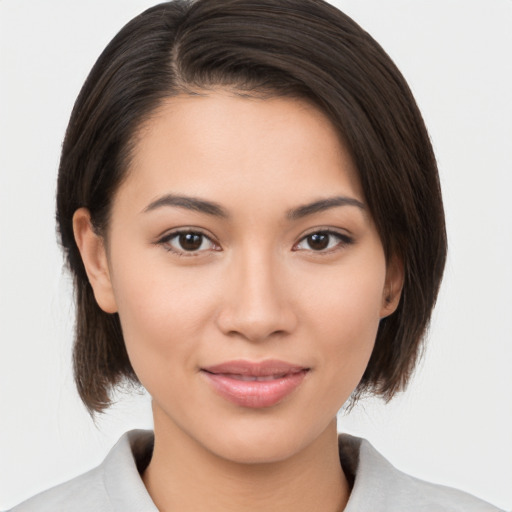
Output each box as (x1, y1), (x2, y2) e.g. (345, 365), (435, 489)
(5, 0), (507, 510)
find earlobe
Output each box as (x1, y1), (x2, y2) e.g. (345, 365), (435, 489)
(380, 255), (404, 318)
(73, 208), (118, 314)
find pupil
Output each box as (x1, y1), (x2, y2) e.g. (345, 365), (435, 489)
(179, 233), (203, 251)
(308, 232), (329, 250)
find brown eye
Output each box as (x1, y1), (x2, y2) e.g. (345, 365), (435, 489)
(178, 232), (204, 251)
(159, 230), (218, 255)
(306, 232), (330, 251)
(294, 230), (354, 253)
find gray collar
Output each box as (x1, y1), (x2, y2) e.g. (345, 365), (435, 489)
(101, 430), (501, 512)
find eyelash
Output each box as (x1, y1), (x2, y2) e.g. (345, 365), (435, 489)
(157, 229), (220, 257)
(156, 228), (354, 257)
(293, 230), (354, 254)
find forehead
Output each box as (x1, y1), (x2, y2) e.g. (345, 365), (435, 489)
(118, 91), (364, 214)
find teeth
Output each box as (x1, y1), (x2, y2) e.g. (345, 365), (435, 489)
(230, 374), (286, 381)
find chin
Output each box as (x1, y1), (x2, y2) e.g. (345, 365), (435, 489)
(201, 417), (336, 466)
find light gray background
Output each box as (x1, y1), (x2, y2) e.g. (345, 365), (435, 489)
(1, 0), (511, 509)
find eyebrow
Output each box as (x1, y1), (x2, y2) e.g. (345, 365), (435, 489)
(142, 193), (364, 220)
(143, 194), (229, 218)
(286, 196), (365, 220)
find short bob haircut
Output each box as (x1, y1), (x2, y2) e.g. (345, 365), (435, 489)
(57, 0), (447, 414)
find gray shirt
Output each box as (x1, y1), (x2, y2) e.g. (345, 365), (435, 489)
(9, 430), (503, 511)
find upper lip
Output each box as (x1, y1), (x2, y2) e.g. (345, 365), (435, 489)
(201, 359), (309, 377)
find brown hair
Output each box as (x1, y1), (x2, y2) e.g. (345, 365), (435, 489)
(57, 0), (447, 414)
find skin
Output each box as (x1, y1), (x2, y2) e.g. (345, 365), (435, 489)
(74, 92), (402, 512)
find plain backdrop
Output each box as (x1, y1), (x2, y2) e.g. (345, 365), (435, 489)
(1, 0), (511, 509)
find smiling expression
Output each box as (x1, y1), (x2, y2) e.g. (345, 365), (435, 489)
(75, 91), (402, 463)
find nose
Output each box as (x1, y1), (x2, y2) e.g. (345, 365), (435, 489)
(215, 250), (298, 343)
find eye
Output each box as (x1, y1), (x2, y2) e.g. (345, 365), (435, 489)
(158, 230), (219, 255)
(294, 230), (353, 252)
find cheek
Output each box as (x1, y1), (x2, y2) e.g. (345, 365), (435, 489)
(301, 256), (386, 376)
(304, 254), (386, 335)
(108, 253), (221, 383)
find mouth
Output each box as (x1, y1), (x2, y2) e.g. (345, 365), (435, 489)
(200, 360), (310, 408)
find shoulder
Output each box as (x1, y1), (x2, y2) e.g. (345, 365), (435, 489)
(340, 434), (505, 512)
(7, 465), (108, 512)
(7, 430), (157, 512)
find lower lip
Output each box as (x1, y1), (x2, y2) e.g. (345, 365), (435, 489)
(202, 370), (308, 408)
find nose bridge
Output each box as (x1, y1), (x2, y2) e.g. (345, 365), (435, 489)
(217, 242), (296, 341)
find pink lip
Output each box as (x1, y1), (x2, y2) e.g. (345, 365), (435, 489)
(201, 359), (309, 408)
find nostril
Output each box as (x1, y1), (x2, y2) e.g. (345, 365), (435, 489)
(217, 310), (297, 343)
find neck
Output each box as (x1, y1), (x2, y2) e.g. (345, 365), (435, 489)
(143, 411), (350, 512)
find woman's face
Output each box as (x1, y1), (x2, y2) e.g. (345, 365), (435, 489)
(77, 91), (401, 463)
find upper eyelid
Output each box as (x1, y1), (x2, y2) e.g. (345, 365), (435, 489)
(156, 227), (216, 243)
(154, 226), (353, 249)
(297, 226), (353, 240)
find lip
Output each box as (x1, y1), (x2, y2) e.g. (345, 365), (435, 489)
(201, 359), (309, 408)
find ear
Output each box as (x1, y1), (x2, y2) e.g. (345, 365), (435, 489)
(380, 255), (404, 318)
(73, 208), (118, 313)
